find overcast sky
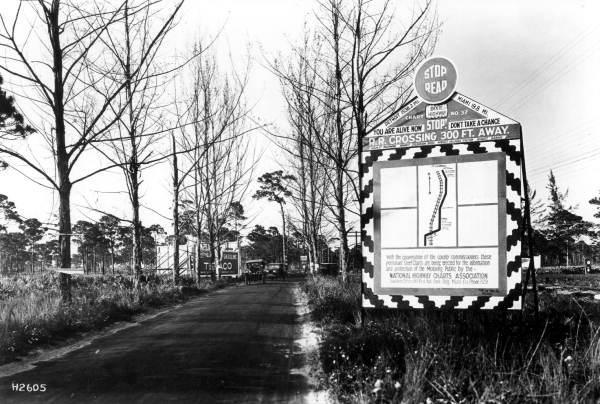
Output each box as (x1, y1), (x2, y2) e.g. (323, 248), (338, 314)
(1, 0), (599, 236)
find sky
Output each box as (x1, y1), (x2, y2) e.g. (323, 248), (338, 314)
(0, 0), (599, 237)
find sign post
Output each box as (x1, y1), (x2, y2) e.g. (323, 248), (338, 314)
(360, 56), (530, 310)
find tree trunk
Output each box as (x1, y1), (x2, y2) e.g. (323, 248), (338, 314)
(111, 245), (115, 274)
(171, 133), (180, 283)
(131, 189), (143, 279)
(333, 2), (348, 282)
(58, 186), (72, 301)
(49, 2), (72, 302)
(123, 1), (144, 282)
(280, 203), (287, 267)
(195, 175), (203, 281)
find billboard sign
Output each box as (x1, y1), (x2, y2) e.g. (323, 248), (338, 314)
(221, 251), (239, 275)
(361, 58), (522, 310)
(366, 93), (520, 151)
(197, 251), (213, 276)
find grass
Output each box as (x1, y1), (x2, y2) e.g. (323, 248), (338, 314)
(303, 274), (600, 403)
(0, 272), (230, 365)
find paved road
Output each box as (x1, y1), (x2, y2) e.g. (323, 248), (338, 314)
(0, 280), (316, 403)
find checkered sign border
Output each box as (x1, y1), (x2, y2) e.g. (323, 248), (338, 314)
(360, 139), (523, 310)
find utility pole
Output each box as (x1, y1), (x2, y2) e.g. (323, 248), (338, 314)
(236, 217), (242, 277)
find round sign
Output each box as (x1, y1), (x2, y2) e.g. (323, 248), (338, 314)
(414, 56), (457, 104)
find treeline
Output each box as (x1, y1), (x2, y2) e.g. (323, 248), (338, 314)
(530, 171), (600, 266)
(0, 193), (165, 274)
(242, 224), (361, 269)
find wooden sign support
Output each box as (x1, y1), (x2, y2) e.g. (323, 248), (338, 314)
(519, 135), (540, 317)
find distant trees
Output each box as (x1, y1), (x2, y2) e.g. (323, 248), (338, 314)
(73, 215), (164, 274)
(0, 200), (164, 275)
(0, 194), (21, 232)
(0, 232), (28, 273)
(588, 192), (600, 245)
(245, 225), (283, 262)
(19, 218), (46, 272)
(536, 171), (591, 266)
(244, 224), (308, 265)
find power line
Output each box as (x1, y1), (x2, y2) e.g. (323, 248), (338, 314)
(527, 145), (600, 176)
(508, 44), (600, 112)
(525, 126), (596, 163)
(496, 22), (600, 109)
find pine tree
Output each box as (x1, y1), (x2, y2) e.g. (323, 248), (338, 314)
(588, 191), (600, 243)
(0, 74), (34, 168)
(543, 171), (590, 266)
(589, 195), (600, 220)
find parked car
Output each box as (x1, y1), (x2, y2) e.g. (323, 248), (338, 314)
(244, 259), (266, 274)
(318, 262), (339, 276)
(265, 262), (287, 279)
(243, 259), (267, 284)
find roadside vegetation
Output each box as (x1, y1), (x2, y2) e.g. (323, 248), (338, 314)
(0, 272), (229, 365)
(304, 274), (600, 403)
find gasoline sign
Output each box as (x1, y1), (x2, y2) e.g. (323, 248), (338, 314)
(414, 57), (457, 104)
(221, 251), (238, 275)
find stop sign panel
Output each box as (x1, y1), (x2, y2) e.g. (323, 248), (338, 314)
(414, 56), (457, 104)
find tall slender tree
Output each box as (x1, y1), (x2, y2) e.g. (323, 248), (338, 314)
(253, 171), (296, 267)
(92, 0), (185, 282)
(544, 171), (590, 265)
(0, 1), (178, 299)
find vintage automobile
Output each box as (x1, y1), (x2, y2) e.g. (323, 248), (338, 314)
(243, 259), (267, 284)
(265, 262), (287, 280)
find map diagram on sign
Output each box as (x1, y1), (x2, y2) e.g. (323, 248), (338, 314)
(423, 169), (447, 246)
(378, 157), (500, 250)
(377, 155), (504, 292)
(418, 164), (456, 247)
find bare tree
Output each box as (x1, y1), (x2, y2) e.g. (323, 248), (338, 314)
(270, 0), (438, 280)
(91, 0), (184, 281)
(274, 33), (330, 271)
(170, 43), (257, 282)
(340, 0), (438, 140)
(0, 0), (183, 299)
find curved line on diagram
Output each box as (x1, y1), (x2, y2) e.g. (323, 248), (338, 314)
(424, 170), (448, 246)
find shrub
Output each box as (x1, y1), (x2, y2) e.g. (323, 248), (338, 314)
(303, 274), (600, 403)
(0, 272), (229, 364)
(302, 275), (360, 324)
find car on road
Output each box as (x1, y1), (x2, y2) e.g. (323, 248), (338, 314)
(265, 262), (287, 280)
(243, 259), (267, 284)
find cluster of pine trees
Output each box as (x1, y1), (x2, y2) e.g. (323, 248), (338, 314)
(532, 171), (600, 267)
(0, 193), (164, 274)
